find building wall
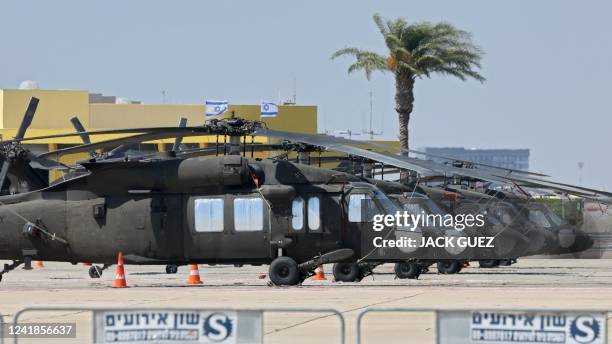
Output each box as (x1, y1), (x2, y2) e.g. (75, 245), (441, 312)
(0, 89), (90, 130)
(89, 104), (317, 133)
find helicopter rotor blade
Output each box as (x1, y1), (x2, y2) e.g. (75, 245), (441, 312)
(69, 116), (91, 144)
(12, 126), (194, 143)
(25, 118), (611, 201)
(37, 130), (196, 159)
(253, 127), (612, 198)
(0, 160), (10, 191)
(172, 117), (188, 152)
(15, 97), (40, 140)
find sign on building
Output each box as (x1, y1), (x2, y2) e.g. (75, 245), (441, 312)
(93, 309), (262, 343)
(437, 310), (606, 344)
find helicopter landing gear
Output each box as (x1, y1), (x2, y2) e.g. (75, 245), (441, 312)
(165, 264), (178, 274)
(478, 259), (500, 268)
(88, 264), (110, 279)
(437, 260), (462, 274)
(394, 261), (422, 279)
(332, 262), (361, 282)
(269, 256), (301, 286)
(0, 260), (24, 283)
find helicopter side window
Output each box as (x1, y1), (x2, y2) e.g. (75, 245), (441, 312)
(234, 198), (263, 232)
(292, 198), (304, 231)
(194, 198), (224, 232)
(307, 197), (320, 231)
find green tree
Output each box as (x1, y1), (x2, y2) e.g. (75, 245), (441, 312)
(332, 14), (485, 175)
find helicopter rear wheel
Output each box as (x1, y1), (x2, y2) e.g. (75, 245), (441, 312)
(88, 265), (102, 278)
(394, 262), (421, 279)
(333, 262), (360, 282)
(269, 256), (300, 286)
(437, 260), (462, 274)
(478, 259), (500, 268)
(165, 264), (178, 274)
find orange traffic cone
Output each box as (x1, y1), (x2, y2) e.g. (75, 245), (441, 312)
(33, 260), (44, 268)
(313, 264), (327, 280)
(187, 264), (203, 285)
(113, 252), (128, 288)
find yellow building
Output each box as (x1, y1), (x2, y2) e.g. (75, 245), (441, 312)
(0, 89), (315, 145)
(0, 88), (319, 180)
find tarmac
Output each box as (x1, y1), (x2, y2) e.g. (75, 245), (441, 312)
(1, 259), (612, 343)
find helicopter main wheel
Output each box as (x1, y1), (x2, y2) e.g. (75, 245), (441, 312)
(479, 259), (500, 268)
(437, 260), (462, 274)
(269, 256), (301, 286)
(165, 264), (178, 274)
(333, 262), (360, 282)
(499, 259), (513, 266)
(88, 265), (103, 279)
(394, 262), (422, 279)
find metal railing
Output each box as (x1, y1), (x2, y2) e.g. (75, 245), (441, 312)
(355, 307), (611, 344)
(11, 306), (346, 344)
(0, 312), (4, 344)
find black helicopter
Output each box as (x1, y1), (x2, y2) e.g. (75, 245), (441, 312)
(0, 98), (426, 285)
(0, 97), (608, 286)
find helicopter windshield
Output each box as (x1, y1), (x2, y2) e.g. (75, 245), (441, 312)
(371, 188), (400, 215)
(520, 202), (566, 228)
(348, 183), (400, 222)
(528, 209), (552, 228)
(538, 203), (565, 226)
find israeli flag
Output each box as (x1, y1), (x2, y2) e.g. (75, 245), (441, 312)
(260, 101), (278, 117)
(205, 100), (228, 118)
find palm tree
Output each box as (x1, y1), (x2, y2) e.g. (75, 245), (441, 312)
(332, 14), (485, 176)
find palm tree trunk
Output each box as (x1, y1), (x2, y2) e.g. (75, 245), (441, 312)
(395, 72), (415, 182)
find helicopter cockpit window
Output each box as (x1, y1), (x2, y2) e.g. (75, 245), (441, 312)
(348, 193), (381, 223)
(194, 198), (224, 232)
(234, 198), (264, 232)
(308, 197), (321, 231)
(292, 198), (304, 230)
(528, 210), (551, 228)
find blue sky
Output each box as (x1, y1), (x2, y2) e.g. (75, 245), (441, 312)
(1, 1), (611, 189)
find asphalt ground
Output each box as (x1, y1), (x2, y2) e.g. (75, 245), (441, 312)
(1, 259), (612, 343)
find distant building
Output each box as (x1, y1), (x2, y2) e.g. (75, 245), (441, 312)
(423, 147), (530, 170)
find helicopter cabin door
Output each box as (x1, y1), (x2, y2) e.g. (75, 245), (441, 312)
(185, 193), (271, 264)
(281, 192), (344, 262)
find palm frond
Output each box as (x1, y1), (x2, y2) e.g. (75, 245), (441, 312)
(372, 13), (388, 37)
(331, 47), (389, 80)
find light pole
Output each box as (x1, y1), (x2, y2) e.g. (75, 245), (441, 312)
(577, 162), (584, 185)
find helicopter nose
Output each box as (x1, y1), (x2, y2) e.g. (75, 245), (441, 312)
(557, 227), (577, 249)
